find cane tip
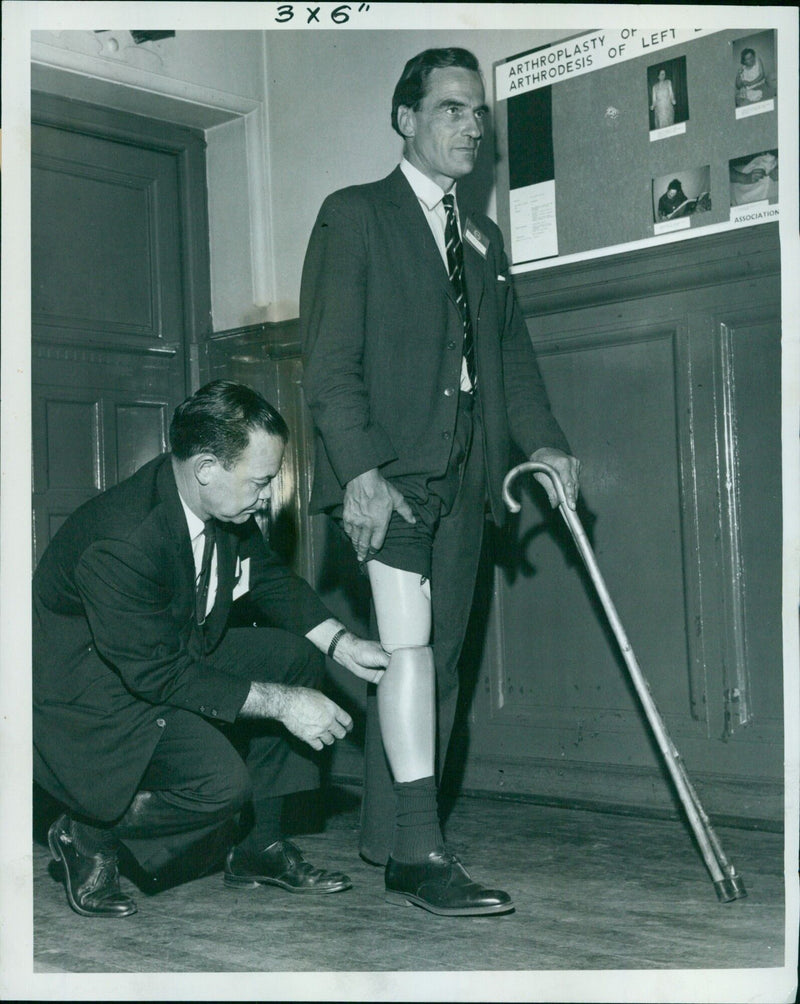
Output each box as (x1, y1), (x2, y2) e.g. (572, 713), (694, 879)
(714, 874), (747, 902)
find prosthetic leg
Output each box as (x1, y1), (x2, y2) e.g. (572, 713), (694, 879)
(368, 560), (435, 783)
(367, 559), (513, 915)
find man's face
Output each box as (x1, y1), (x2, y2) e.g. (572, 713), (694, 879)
(398, 66), (488, 190)
(743, 51), (755, 68)
(198, 428), (285, 523)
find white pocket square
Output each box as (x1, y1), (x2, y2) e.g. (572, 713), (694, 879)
(232, 557), (251, 600)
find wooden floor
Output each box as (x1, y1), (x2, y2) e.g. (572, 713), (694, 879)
(30, 786), (789, 994)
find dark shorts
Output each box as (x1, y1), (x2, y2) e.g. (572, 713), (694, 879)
(334, 392), (475, 580)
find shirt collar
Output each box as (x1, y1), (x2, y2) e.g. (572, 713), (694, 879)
(400, 158), (456, 212)
(178, 491), (206, 542)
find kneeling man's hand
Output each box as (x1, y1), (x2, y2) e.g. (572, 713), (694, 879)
(239, 682), (352, 751)
(330, 633), (388, 685)
(280, 687), (353, 751)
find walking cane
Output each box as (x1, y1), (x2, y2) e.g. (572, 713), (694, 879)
(502, 460), (747, 903)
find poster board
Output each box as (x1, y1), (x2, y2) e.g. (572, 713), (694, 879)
(495, 28), (780, 271)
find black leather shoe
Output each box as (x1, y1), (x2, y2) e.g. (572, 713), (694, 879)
(385, 850), (514, 916)
(223, 840), (352, 894)
(47, 814), (137, 918)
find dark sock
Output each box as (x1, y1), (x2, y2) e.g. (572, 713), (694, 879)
(70, 816), (118, 856)
(236, 796), (283, 853)
(390, 776), (443, 864)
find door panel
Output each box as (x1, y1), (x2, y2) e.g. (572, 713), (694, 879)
(31, 94), (210, 564)
(115, 401), (169, 483)
(32, 131), (184, 349)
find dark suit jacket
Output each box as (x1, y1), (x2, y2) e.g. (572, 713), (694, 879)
(32, 454), (331, 821)
(300, 166), (569, 524)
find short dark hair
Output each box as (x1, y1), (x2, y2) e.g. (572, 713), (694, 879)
(740, 47), (755, 62)
(169, 381), (289, 467)
(668, 179), (682, 192)
(391, 47), (481, 136)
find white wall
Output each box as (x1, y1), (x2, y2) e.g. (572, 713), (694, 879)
(31, 28), (267, 105)
(31, 29), (274, 331)
(264, 28), (568, 313)
(30, 26), (571, 326)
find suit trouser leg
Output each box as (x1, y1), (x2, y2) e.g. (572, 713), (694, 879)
(430, 415), (487, 781)
(359, 412), (487, 864)
(114, 627), (324, 876)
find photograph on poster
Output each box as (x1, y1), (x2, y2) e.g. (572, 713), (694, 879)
(733, 30), (777, 117)
(647, 55), (688, 139)
(729, 149), (779, 208)
(652, 166), (711, 232)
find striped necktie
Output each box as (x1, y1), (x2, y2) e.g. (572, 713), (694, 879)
(442, 193), (477, 390)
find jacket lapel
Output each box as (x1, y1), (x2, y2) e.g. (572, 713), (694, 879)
(156, 457), (195, 599)
(383, 167), (460, 309)
(155, 457), (233, 648)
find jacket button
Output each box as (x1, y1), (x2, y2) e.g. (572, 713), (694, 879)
(447, 340), (457, 349)
(211, 709), (218, 717)
(199, 706), (206, 714)
(442, 431), (451, 440)
(444, 387), (455, 397)
(156, 718), (166, 728)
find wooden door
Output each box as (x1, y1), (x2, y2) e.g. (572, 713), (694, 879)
(454, 225), (783, 826)
(31, 93), (210, 562)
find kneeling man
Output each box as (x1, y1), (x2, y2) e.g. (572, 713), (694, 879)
(33, 380), (388, 917)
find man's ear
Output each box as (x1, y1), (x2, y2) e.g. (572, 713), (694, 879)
(193, 454), (218, 486)
(396, 104), (416, 139)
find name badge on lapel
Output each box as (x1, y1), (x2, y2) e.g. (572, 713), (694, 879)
(464, 219), (488, 258)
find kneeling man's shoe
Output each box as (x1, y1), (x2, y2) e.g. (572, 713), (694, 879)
(385, 849), (514, 916)
(223, 839), (352, 894)
(47, 814), (137, 918)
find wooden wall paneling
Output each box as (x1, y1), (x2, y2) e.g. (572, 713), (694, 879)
(203, 321), (330, 586)
(465, 317), (702, 784)
(713, 312), (783, 734)
(202, 322), (373, 734)
(456, 225), (783, 825)
(709, 310), (783, 757)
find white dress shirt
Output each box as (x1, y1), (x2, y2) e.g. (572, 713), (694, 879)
(180, 495), (218, 617)
(400, 158), (473, 392)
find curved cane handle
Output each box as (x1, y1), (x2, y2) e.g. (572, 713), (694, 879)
(502, 460), (570, 513)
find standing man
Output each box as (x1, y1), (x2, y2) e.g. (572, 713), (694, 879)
(34, 381), (388, 918)
(301, 48), (580, 916)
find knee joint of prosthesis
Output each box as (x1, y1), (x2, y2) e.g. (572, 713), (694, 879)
(380, 644), (434, 680)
